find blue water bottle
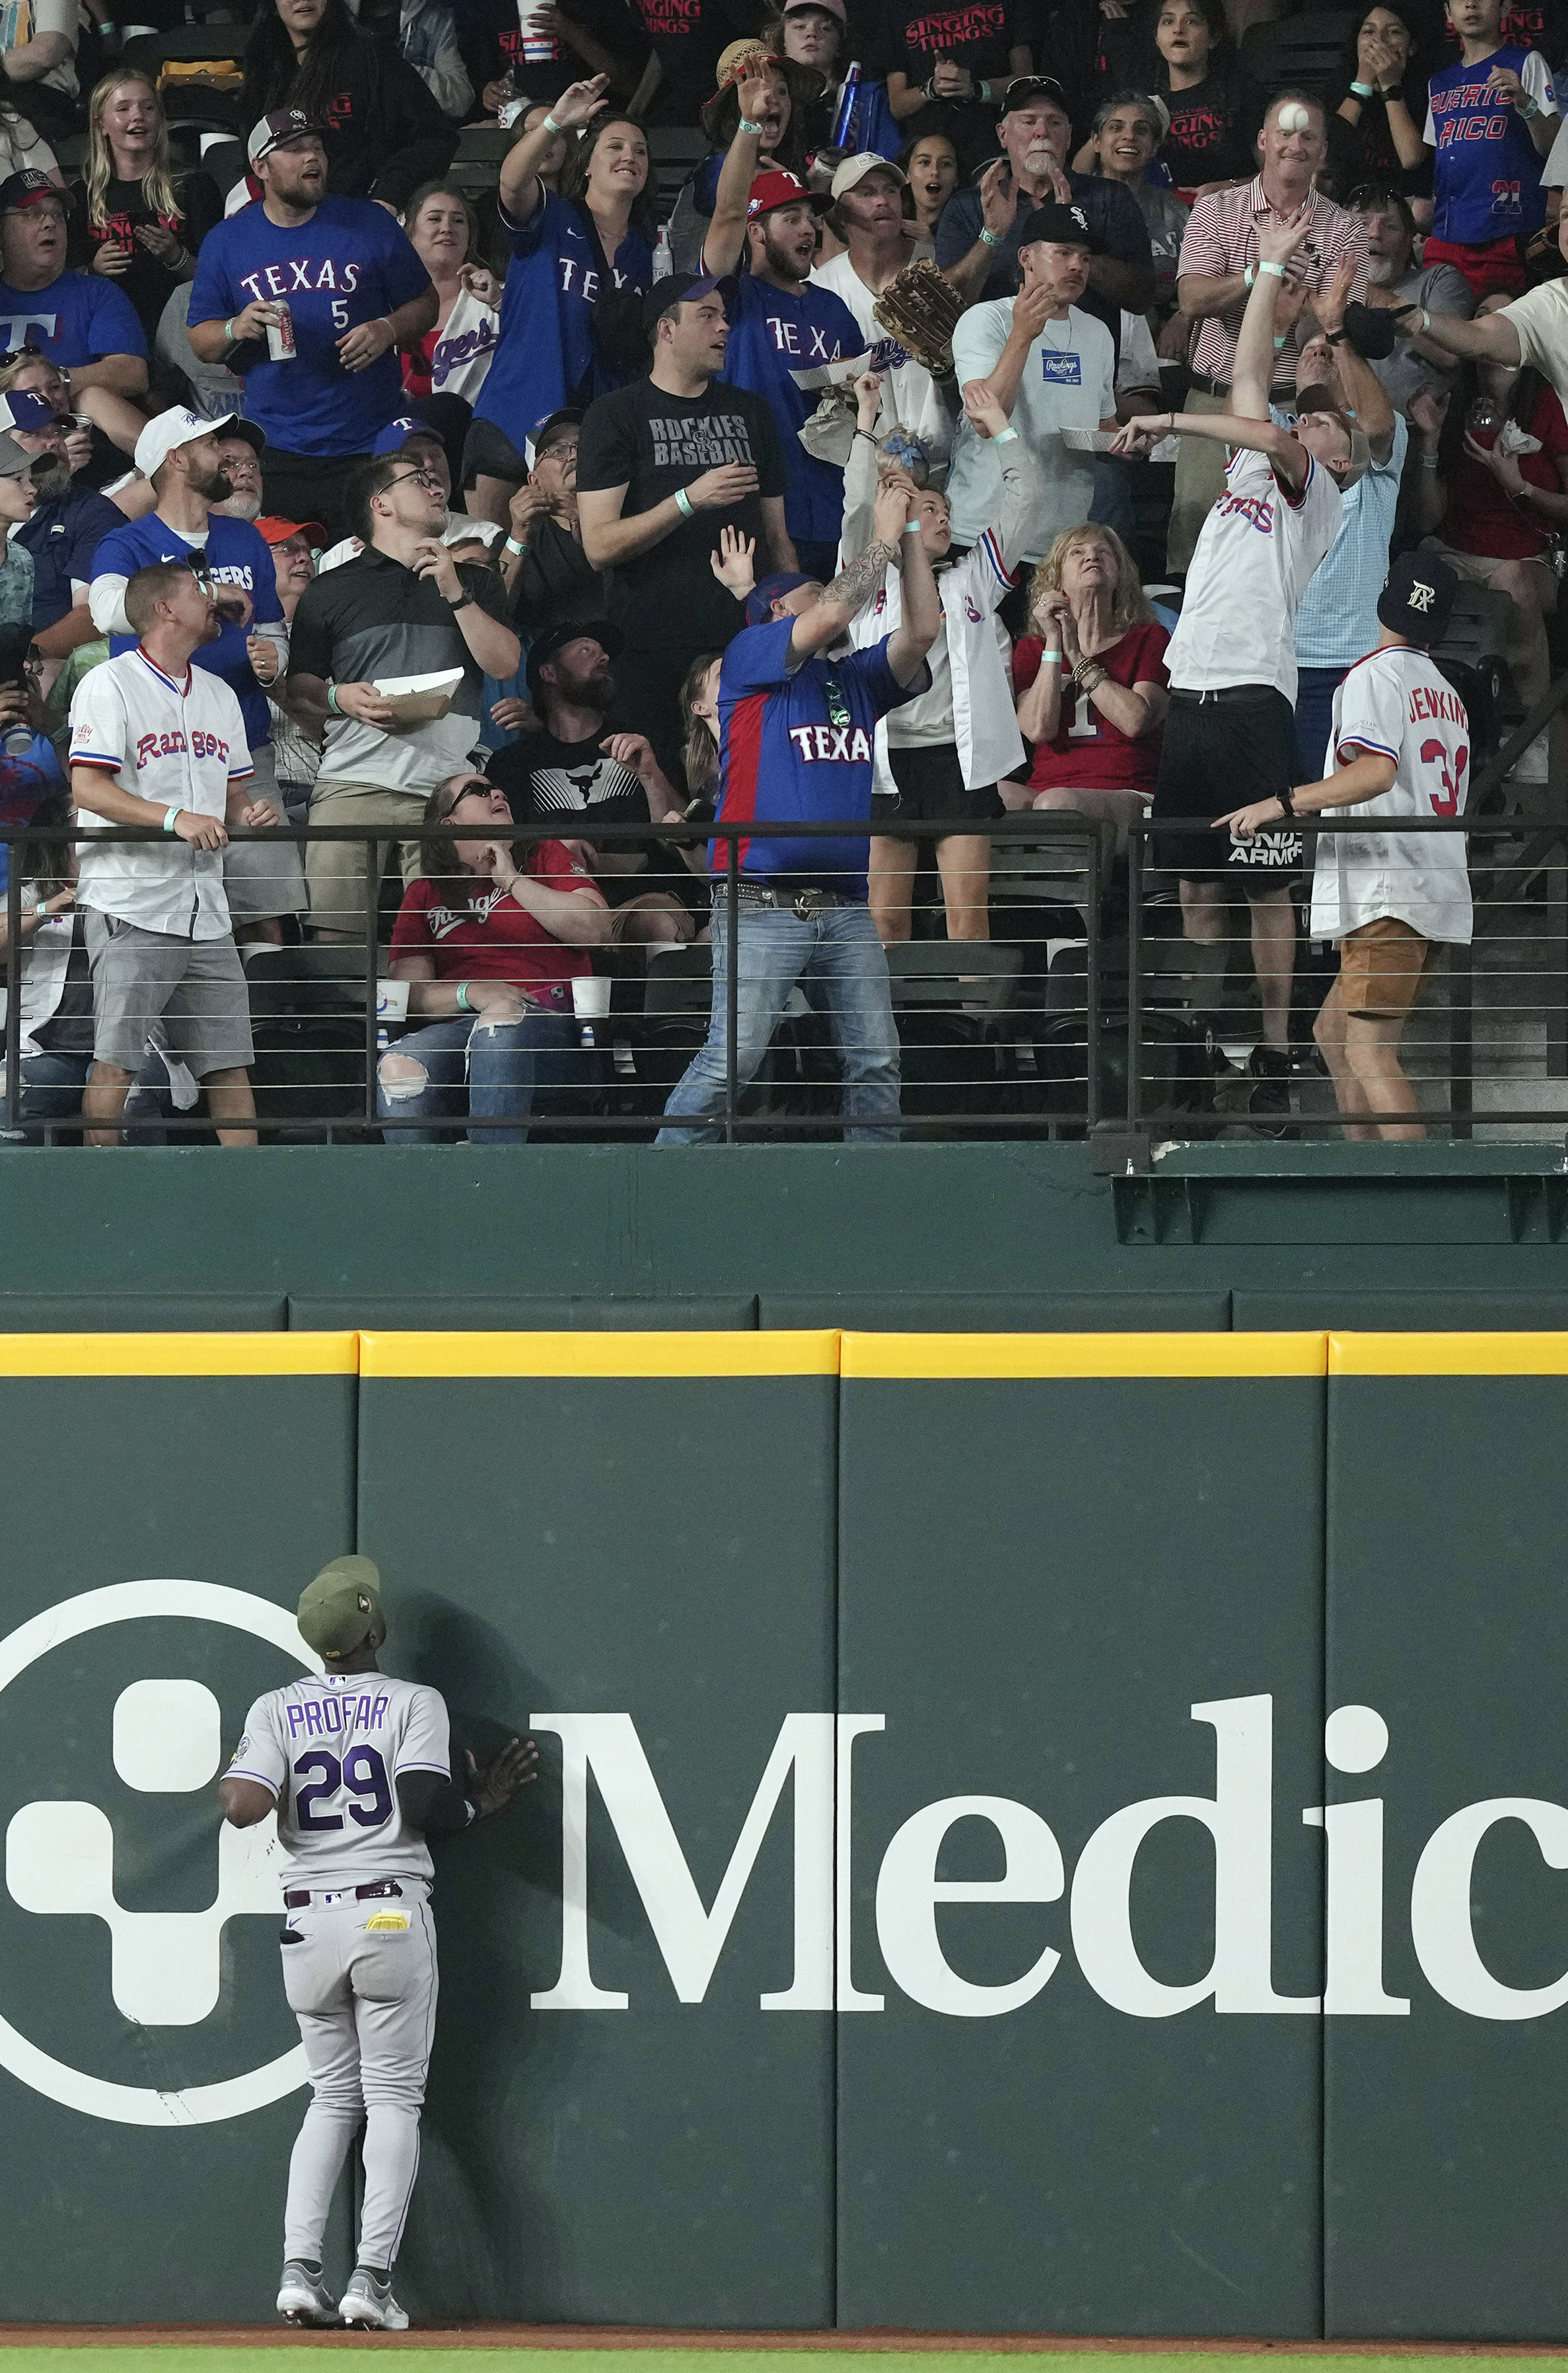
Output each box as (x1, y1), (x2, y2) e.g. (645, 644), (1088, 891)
(831, 61), (862, 151)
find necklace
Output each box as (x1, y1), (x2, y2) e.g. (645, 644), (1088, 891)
(1038, 313), (1073, 349)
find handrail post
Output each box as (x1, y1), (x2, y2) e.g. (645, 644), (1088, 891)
(1085, 823), (1100, 1131)
(724, 826), (738, 1145)
(1126, 824), (1144, 1129)
(4, 839), (20, 1140)
(364, 830), (379, 1132)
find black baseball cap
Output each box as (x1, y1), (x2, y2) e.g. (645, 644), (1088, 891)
(641, 272), (723, 335)
(526, 617), (624, 703)
(528, 406), (583, 464)
(1016, 200), (1100, 254)
(999, 73), (1070, 116)
(1378, 550), (1457, 649)
(0, 168), (63, 214)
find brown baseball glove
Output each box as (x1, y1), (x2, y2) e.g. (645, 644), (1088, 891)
(871, 260), (963, 379)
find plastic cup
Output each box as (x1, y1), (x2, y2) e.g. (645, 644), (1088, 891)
(571, 975), (612, 1021)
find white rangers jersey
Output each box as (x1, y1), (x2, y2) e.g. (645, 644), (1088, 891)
(1309, 642), (1473, 946)
(228, 1669), (453, 1885)
(1166, 444), (1341, 704)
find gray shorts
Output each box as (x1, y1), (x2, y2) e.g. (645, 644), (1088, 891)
(83, 910), (254, 1078)
(225, 742), (308, 923)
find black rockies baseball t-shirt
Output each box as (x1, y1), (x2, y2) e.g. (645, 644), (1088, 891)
(576, 374), (787, 650)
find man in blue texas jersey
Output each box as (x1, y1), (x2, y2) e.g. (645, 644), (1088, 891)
(89, 409), (306, 933)
(1424, 0), (1557, 293)
(188, 110), (437, 544)
(657, 472), (942, 1145)
(701, 90), (867, 580)
(221, 1557), (536, 2334)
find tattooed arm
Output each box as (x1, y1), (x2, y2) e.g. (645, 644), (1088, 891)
(787, 478), (916, 664)
(885, 500), (941, 686)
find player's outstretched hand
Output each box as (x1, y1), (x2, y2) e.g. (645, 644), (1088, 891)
(467, 1738), (539, 1818)
(1215, 797), (1286, 841)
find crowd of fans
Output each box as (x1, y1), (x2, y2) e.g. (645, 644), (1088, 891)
(4, 0), (1568, 1147)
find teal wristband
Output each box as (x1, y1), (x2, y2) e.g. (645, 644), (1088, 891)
(674, 486), (695, 520)
(505, 535), (526, 555)
(1259, 260), (1288, 280)
(902, 516), (921, 533)
(456, 981), (474, 1012)
(980, 227), (1001, 248)
(163, 804), (180, 833)
(326, 683), (342, 715)
(542, 112), (563, 133)
(993, 425), (1019, 444)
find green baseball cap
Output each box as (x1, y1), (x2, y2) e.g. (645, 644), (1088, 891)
(297, 1555), (384, 1658)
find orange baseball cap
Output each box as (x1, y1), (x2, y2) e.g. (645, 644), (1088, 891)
(256, 514), (326, 546)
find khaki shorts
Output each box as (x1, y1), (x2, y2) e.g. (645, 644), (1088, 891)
(305, 779), (429, 937)
(83, 910), (254, 1077)
(606, 890), (695, 944)
(1337, 915), (1430, 1020)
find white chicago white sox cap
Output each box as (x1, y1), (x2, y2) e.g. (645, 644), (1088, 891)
(133, 406), (238, 480)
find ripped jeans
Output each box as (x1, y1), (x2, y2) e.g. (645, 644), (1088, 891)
(376, 1010), (577, 1144)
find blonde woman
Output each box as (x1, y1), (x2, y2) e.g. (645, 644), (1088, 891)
(65, 73), (223, 351)
(1009, 523), (1170, 829)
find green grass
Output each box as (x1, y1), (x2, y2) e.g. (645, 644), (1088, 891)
(3, 2354), (1568, 2372)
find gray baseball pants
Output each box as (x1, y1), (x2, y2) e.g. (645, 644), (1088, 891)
(279, 1881), (437, 2271)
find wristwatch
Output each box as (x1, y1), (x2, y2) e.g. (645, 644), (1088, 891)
(447, 590), (474, 612)
(1277, 784), (1297, 818)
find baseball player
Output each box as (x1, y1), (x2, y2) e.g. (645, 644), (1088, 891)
(1218, 551), (1471, 1143)
(219, 1557), (535, 2331)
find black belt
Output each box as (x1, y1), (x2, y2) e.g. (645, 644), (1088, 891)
(723, 880), (854, 914)
(283, 1879), (404, 1908)
(1187, 372), (1297, 402)
(1170, 684), (1281, 709)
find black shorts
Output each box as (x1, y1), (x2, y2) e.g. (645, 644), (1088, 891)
(462, 413), (529, 490)
(1153, 686), (1303, 892)
(872, 741), (1005, 833)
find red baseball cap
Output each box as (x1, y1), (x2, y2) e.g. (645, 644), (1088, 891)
(256, 514), (326, 547)
(746, 168), (832, 220)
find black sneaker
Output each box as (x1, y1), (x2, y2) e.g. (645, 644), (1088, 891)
(1247, 1044), (1294, 1137)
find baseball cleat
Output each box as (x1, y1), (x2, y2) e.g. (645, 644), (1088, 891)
(340, 2266), (410, 2330)
(277, 2260), (338, 2325)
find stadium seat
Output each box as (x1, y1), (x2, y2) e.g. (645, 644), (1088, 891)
(124, 22), (250, 63)
(197, 136), (248, 194)
(758, 1292), (1233, 1329)
(0, 1296), (287, 1329)
(288, 1296), (760, 1328)
(647, 125), (709, 223)
(455, 124), (511, 163)
(1240, 11), (1359, 93)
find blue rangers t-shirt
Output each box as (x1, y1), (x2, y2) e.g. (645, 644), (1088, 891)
(91, 511), (283, 749)
(188, 196), (431, 457)
(718, 273), (865, 548)
(1425, 45), (1557, 242)
(0, 269), (146, 368)
(714, 617), (925, 895)
(476, 190), (653, 452)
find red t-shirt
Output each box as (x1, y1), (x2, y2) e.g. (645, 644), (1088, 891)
(1015, 620), (1170, 797)
(390, 841), (599, 1010)
(1447, 384), (1568, 562)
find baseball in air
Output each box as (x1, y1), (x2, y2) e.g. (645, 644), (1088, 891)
(1277, 102), (1310, 130)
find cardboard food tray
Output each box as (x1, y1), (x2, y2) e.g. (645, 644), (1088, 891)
(1060, 428), (1118, 454)
(372, 667), (464, 725)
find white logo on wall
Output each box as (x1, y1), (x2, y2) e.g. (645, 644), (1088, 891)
(0, 1579), (319, 2127)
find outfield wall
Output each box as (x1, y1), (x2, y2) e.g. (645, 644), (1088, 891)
(1, 1329), (1565, 2337)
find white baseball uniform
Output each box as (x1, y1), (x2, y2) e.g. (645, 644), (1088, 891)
(1309, 643), (1474, 947)
(229, 1672), (456, 2272)
(69, 647), (253, 938)
(1164, 446), (1342, 704)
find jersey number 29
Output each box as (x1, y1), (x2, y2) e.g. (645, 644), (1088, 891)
(293, 1745), (394, 1829)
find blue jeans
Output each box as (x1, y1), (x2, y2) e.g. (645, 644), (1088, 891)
(657, 900), (901, 1145)
(376, 1010), (576, 1144)
(3, 1049), (91, 1131)
(1295, 665), (1347, 787)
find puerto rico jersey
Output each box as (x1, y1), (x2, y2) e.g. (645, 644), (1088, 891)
(69, 647), (252, 939)
(714, 617), (927, 894)
(1310, 642), (1473, 946)
(189, 195), (432, 456)
(1425, 46), (1557, 243)
(1165, 445), (1341, 704)
(227, 1669), (454, 1886)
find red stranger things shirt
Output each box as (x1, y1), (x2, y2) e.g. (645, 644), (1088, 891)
(390, 843), (600, 1009)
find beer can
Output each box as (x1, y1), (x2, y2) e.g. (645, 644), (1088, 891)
(266, 301), (297, 361)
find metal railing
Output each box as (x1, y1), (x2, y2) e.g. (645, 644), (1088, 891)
(5, 804), (1568, 1145)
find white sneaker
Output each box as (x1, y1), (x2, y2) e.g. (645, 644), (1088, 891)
(339, 2266), (410, 2331)
(277, 2261), (337, 2325)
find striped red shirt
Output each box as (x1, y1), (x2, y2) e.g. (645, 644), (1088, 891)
(1178, 177), (1369, 385)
